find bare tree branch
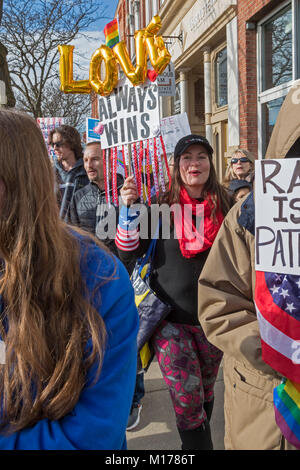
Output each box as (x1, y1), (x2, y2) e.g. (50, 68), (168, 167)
(0, 0), (108, 119)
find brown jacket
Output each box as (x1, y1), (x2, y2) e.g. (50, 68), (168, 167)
(198, 83), (300, 450)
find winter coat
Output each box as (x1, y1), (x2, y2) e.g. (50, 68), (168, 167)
(56, 158), (89, 220)
(198, 83), (300, 450)
(67, 179), (123, 259)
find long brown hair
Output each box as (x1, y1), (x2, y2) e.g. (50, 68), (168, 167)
(0, 110), (107, 434)
(161, 151), (232, 219)
(49, 125), (83, 160)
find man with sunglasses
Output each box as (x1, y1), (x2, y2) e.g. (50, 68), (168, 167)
(49, 125), (89, 220)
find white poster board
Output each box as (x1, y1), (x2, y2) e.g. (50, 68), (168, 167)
(160, 113), (191, 155)
(98, 78), (160, 149)
(255, 159), (300, 275)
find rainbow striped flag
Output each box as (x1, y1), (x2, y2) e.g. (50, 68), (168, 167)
(274, 379), (300, 449)
(104, 19), (119, 48)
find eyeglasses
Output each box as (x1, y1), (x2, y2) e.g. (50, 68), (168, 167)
(231, 157), (250, 164)
(51, 141), (64, 149)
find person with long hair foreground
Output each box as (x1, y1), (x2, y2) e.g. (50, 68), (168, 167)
(0, 109), (138, 450)
(116, 135), (232, 450)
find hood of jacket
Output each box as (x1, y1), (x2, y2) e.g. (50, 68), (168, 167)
(265, 81), (300, 159)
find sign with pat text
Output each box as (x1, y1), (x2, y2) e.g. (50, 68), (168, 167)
(255, 159), (300, 275)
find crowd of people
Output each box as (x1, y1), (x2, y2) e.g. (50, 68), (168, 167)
(0, 84), (297, 450)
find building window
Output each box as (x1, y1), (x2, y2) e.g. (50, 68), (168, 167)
(194, 78), (205, 122)
(258, 1), (300, 157)
(261, 96), (285, 155)
(214, 47), (228, 108)
(171, 82), (181, 115)
(261, 4), (293, 91)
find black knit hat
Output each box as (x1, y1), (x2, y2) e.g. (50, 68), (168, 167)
(174, 134), (213, 160)
(228, 179), (252, 194)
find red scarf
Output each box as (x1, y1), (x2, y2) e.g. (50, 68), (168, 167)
(174, 186), (224, 258)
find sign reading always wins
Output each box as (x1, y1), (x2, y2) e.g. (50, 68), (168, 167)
(99, 78), (159, 149)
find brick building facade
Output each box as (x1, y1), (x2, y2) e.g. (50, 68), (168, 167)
(237, 0), (299, 158)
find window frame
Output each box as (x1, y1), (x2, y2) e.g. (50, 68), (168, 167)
(211, 42), (229, 116)
(257, 0), (300, 158)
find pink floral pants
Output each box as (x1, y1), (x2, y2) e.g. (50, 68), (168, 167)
(152, 320), (222, 430)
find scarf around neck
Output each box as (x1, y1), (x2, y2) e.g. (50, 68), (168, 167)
(174, 186), (224, 258)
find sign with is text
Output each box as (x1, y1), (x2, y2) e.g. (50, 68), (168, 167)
(98, 78), (160, 149)
(255, 159), (300, 275)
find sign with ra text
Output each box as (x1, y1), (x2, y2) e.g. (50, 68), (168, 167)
(160, 113), (191, 154)
(255, 159), (300, 275)
(98, 78), (160, 149)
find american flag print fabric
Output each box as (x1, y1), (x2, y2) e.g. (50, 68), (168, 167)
(255, 271), (300, 382)
(255, 271), (300, 448)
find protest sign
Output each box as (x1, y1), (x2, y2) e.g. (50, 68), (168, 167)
(86, 118), (101, 142)
(160, 113), (191, 155)
(157, 62), (176, 97)
(98, 78), (160, 149)
(37, 117), (64, 160)
(255, 159), (300, 275)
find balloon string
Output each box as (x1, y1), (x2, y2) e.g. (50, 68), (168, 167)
(138, 141), (144, 203)
(102, 149), (109, 205)
(157, 137), (166, 193)
(111, 147), (118, 207)
(122, 145), (128, 179)
(124, 144), (129, 176)
(114, 146), (119, 207)
(106, 149), (111, 207)
(132, 142), (141, 198)
(152, 137), (160, 198)
(146, 139), (151, 206)
(160, 135), (171, 191)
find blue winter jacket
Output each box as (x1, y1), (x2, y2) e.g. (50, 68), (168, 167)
(0, 233), (139, 450)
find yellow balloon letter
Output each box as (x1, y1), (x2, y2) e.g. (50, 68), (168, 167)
(113, 30), (147, 86)
(144, 15), (171, 75)
(89, 45), (118, 96)
(58, 45), (91, 94)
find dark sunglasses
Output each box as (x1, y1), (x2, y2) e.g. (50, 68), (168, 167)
(51, 141), (64, 149)
(231, 157), (250, 164)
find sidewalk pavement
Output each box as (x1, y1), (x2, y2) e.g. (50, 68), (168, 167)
(126, 358), (225, 451)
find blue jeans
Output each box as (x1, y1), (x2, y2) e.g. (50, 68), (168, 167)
(132, 372), (145, 407)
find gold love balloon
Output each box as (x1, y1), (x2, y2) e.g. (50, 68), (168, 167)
(144, 34), (171, 75)
(89, 45), (118, 96)
(144, 15), (171, 75)
(58, 16), (171, 96)
(113, 29), (147, 86)
(58, 45), (91, 94)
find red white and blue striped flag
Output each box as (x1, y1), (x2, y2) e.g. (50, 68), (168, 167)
(255, 271), (300, 382)
(255, 271), (300, 449)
